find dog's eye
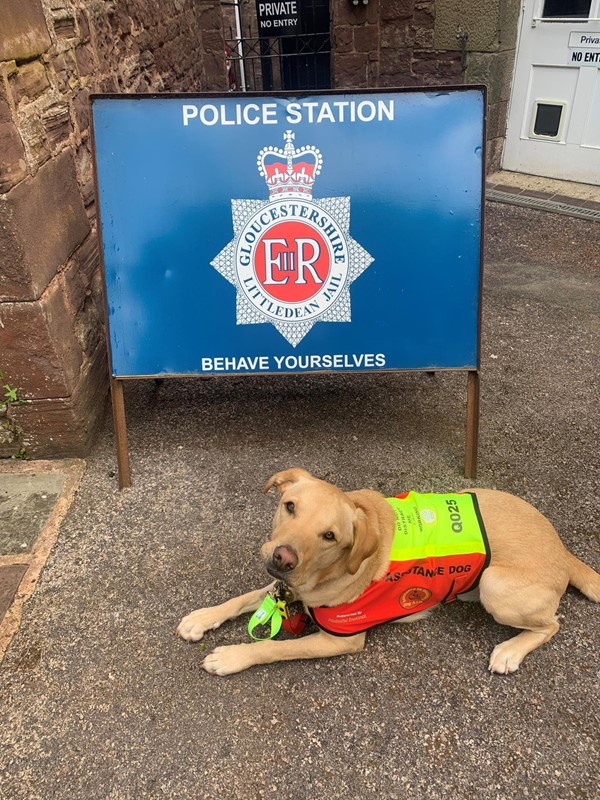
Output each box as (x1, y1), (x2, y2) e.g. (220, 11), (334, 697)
(285, 501), (295, 513)
(322, 531), (336, 541)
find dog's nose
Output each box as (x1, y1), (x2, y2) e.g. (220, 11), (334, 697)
(272, 545), (297, 572)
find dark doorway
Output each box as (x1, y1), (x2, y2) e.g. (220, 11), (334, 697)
(279, 0), (331, 90)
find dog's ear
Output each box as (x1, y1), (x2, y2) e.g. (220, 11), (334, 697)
(263, 467), (314, 494)
(347, 508), (379, 575)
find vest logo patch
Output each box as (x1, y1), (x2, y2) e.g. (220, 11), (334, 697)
(399, 587), (432, 610)
(210, 130), (374, 347)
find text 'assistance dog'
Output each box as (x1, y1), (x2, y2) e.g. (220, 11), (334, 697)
(177, 468), (600, 676)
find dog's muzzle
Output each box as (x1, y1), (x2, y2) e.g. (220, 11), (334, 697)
(266, 544), (298, 578)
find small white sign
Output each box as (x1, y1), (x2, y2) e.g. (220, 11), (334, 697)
(568, 48), (600, 64)
(568, 31), (600, 48)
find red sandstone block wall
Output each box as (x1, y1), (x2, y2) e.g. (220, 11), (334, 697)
(0, 0), (227, 457)
(331, 0), (462, 89)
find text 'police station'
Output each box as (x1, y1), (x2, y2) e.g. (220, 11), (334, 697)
(182, 99), (395, 127)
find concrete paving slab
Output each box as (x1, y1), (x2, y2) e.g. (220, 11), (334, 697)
(0, 472), (67, 555)
(0, 459), (85, 660)
(487, 170), (600, 204)
(0, 204), (598, 800)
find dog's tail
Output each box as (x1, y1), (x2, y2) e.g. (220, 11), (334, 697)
(568, 555), (600, 602)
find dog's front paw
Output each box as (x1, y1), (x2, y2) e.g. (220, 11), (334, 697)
(202, 644), (256, 676)
(177, 608), (224, 641)
(488, 641), (523, 674)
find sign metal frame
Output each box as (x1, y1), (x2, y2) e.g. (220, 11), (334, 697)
(90, 87), (486, 488)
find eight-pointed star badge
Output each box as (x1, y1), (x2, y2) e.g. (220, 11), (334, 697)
(210, 130), (374, 347)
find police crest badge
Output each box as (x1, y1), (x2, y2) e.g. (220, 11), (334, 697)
(210, 130), (374, 347)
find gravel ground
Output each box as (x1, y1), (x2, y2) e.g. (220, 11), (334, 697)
(0, 202), (598, 800)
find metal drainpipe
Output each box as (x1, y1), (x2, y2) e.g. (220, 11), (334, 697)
(456, 28), (469, 83)
(233, 0), (247, 91)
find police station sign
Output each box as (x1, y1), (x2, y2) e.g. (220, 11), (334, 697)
(92, 89), (485, 380)
(92, 89), (485, 485)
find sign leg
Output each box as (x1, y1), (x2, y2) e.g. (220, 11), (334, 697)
(464, 370), (480, 479)
(110, 378), (132, 488)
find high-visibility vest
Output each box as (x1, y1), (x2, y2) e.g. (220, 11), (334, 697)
(309, 491), (490, 636)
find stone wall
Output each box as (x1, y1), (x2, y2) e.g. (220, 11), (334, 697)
(332, 0), (463, 89)
(331, 0), (520, 172)
(0, 0), (227, 457)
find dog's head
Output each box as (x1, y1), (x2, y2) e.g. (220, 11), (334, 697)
(261, 468), (379, 594)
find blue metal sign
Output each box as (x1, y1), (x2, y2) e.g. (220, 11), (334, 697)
(92, 89), (485, 378)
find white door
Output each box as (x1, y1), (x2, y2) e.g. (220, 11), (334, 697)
(503, 0), (600, 185)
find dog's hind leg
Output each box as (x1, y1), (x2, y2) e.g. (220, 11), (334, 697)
(478, 566), (562, 674)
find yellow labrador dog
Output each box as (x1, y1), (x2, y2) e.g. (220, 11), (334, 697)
(177, 468), (600, 676)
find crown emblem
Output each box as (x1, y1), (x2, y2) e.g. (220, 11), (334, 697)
(257, 131), (323, 199)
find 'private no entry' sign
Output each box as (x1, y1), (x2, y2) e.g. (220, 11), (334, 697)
(255, 1), (300, 34)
